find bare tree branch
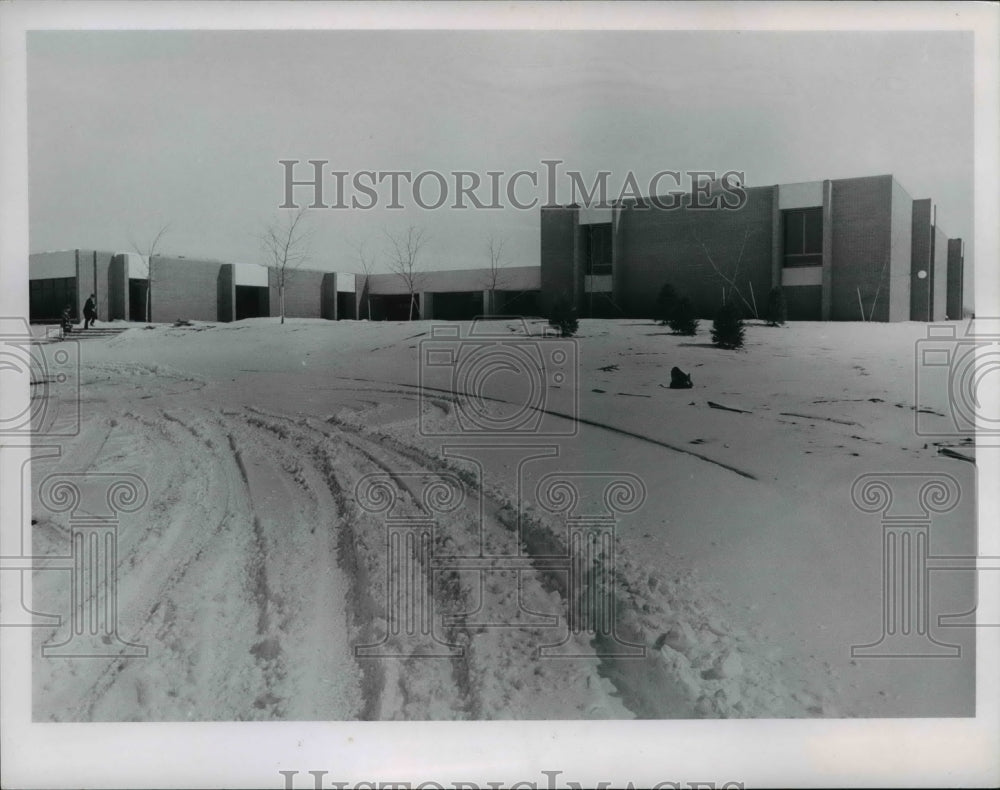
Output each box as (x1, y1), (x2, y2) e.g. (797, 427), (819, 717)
(384, 225), (427, 321)
(260, 207), (313, 324)
(689, 224), (759, 318)
(484, 234), (509, 314)
(352, 239), (378, 320)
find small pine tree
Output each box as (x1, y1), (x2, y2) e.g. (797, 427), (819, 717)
(548, 296), (579, 338)
(711, 302), (745, 349)
(655, 282), (679, 325)
(766, 286), (787, 326)
(667, 296), (699, 336)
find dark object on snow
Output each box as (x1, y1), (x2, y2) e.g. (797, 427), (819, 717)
(669, 366), (693, 389)
(937, 447), (975, 464)
(173, 319), (193, 327)
(708, 400), (752, 414)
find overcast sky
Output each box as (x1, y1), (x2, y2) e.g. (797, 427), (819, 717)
(27, 30), (973, 283)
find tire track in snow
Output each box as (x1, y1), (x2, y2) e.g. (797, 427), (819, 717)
(34, 403), (363, 721)
(34, 405), (258, 720)
(314, 413), (830, 718)
(239, 408), (462, 720)
(225, 411), (363, 719)
(252, 407), (635, 719)
(336, 376), (758, 480)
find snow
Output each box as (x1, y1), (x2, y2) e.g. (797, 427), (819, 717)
(29, 317), (975, 720)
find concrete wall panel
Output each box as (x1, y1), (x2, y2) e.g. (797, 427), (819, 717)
(151, 257), (224, 322)
(888, 178), (913, 322)
(933, 225), (948, 322)
(829, 175), (894, 321)
(947, 238), (964, 319)
(28, 250), (77, 280)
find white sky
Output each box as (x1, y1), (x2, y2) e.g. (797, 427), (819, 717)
(28, 29), (973, 285)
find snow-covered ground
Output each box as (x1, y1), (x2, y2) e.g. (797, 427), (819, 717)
(29, 317), (976, 720)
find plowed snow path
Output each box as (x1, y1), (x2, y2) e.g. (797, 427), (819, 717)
(32, 386), (821, 721)
(33, 400), (364, 720)
(32, 393), (633, 720)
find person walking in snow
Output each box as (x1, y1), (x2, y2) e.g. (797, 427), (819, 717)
(83, 294), (97, 329)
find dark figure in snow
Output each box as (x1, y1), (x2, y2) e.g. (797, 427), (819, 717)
(83, 294), (97, 329)
(60, 305), (73, 336)
(669, 366), (693, 389)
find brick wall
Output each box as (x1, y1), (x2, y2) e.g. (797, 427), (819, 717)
(616, 185), (775, 318)
(150, 257), (225, 323)
(829, 175), (894, 321)
(271, 268), (324, 318)
(888, 179), (913, 322)
(910, 199), (933, 321)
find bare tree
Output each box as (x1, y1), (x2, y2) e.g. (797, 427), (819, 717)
(861, 254), (893, 321)
(129, 223), (171, 323)
(483, 234), (509, 315)
(689, 224), (760, 319)
(352, 239), (378, 320)
(261, 208), (313, 324)
(384, 225), (427, 321)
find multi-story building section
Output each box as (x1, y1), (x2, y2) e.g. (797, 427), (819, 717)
(541, 174), (965, 321)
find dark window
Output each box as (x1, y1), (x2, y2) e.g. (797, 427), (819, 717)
(584, 223), (613, 275)
(129, 278), (149, 322)
(29, 277), (77, 322)
(783, 207), (823, 267)
(235, 285), (270, 320)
